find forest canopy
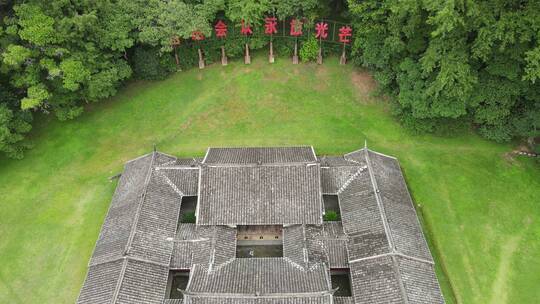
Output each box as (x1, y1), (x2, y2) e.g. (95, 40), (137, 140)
(0, 0), (538, 158)
(348, 0), (540, 142)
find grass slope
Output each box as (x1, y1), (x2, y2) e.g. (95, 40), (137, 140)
(0, 56), (538, 303)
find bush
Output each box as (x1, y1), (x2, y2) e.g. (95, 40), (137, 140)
(131, 46), (175, 80)
(323, 210), (340, 221)
(300, 36), (319, 62)
(182, 211), (196, 223)
(273, 38), (296, 57)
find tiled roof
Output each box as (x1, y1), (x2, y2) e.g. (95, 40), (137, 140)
(78, 257), (169, 304)
(185, 258), (332, 296)
(197, 164), (323, 225)
(78, 146), (445, 304)
(203, 147), (316, 165)
(170, 224), (236, 269)
(333, 297), (354, 304)
(89, 154), (153, 266)
(367, 150), (433, 262)
(79, 152), (190, 304)
(283, 223), (349, 269)
(157, 167), (199, 196)
(183, 296), (332, 304)
(78, 259), (125, 304)
(349, 255), (444, 304)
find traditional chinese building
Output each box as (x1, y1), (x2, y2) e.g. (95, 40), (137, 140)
(77, 146), (445, 304)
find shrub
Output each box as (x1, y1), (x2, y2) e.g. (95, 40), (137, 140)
(131, 46), (175, 80)
(182, 211), (196, 223)
(323, 210), (340, 221)
(300, 36), (319, 62)
(273, 38), (296, 57)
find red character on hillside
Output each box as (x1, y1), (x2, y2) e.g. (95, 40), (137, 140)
(191, 31), (205, 41)
(315, 22), (329, 39)
(338, 26), (352, 43)
(240, 20), (253, 35)
(290, 19), (303, 36)
(264, 17), (278, 35)
(215, 20), (228, 65)
(214, 20), (227, 38)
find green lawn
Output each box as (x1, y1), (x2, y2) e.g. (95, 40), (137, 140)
(0, 56), (538, 303)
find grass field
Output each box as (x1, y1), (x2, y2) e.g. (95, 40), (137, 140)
(0, 56), (538, 303)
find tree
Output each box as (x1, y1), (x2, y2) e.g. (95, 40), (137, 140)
(136, 0), (224, 52)
(348, 0), (540, 142)
(0, 80), (32, 159)
(1, 1), (133, 120)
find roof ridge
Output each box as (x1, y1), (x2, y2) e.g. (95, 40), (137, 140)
(157, 169), (185, 196)
(336, 166), (367, 194)
(348, 252), (434, 265)
(110, 258), (129, 304)
(391, 254), (410, 304)
(110, 151), (157, 304)
(184, 291), (334, 299)
(124, 151), (157, 256)
(364, 149), (396, 251)
(205, 161), (318, 167)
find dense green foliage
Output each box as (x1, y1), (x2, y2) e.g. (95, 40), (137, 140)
(1, 0), (538, 158)
(0, 0), (330, 158)
(131, 46), (175, 80)
(182, 211), (197, 223)
(0, 58), (538, 303)
(348, 0), (540, 142)
(300, 36), (319, 62)
(323, 210), (340, 221)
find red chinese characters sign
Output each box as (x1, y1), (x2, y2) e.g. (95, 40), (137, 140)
(241, 20), (253, 35)
(264, 17), (277, 35)
(191, 31), (205, 41)
(290, 19), (303, 36)
(338, 26), (352, 43)
(215, 20), (227, 38)
(315, 22), (328, 39)
(188, 19), (352, 44)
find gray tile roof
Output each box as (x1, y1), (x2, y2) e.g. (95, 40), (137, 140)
(78, 257), (170, 304)
(185, 258), (333, 297)
(283, 223), (349, 269)
(333, 297), (354, 304)
(170, 224), (236, 269)
(203, 147), (317, 165)
(197, 164), (323, 225)
(367, 150), (433, 262)
(184, 296), (332, 304)
(78, 259), (124, 304)
(89, 154), (153, 266)
(157, 167), (199, 196)
(349, 255), (444, 304)
(350, 256), (404, 304)
(79, 146), (444, 304)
